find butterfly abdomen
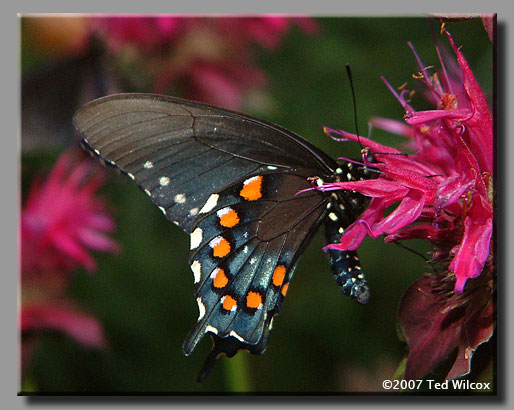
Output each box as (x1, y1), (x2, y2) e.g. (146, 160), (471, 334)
(321, 163), (376, 304)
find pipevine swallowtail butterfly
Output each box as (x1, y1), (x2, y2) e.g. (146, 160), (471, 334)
(73, 93), (375, 382)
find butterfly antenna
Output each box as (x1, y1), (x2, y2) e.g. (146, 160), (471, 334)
(346, 64), (378, 167)
(346, 65), (408, 161)
(345, 64), (363, 151)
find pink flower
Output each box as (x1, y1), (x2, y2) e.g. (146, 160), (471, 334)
(90, 15), (317, 109)
(20, 294), (107, 372)
(320, 26), (493, 294)
(21, 302), (106, 349)
(20, 150), (116, 372)
(397, 268), (494, 381)
(91, 15), (183, 51)
(22, 150), (119, 275)
(214, 15), (318, 49)
(155, 59), (267, 111)
(93, 15), (317, 52)
(315, 22), (494, 382)
(187, 60), (266, 110)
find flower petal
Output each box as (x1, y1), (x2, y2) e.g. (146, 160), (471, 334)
(324, 199), (386, 251)
(434, 173), (474, 211)
(371, 190), (425, 236)
(320, 179), (409, 199)
(52, 230), (96, 272)
(77, 228), (120, 253)
(405, 108), (471, 126)
(371, 117), (415, 139)
(444, 27), (493, 172)
(450, 204), (492, 293)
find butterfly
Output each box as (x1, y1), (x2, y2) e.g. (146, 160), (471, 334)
(73, 93), (376, 382)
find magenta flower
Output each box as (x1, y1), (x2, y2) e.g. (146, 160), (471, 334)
(20, 150), (118, 373)
(21, 302), (106, 349)
(90, 15), (317, 109)
(213, 15), (318, 49)
(321, 26), (493, 294)
(20, 296), (107, 372)
(22, 150), (119, 275)
(316, 24), (494, 381)
(155, 59), (266, 111)
(93, 15), (317, 52)
(91, 15), (183, 51)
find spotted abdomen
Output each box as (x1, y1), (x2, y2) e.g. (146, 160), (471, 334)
(323, 185), (370, 304)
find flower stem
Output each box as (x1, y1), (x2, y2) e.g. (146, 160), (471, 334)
(223, 352), (252, 392)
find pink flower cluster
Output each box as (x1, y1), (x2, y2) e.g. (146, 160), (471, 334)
(91, 15), (318, 109)
(21, 151), (119, 369)
(22, 151), (119, 275)
(320, 27), (493, 293)
(94, 15), (317, 51)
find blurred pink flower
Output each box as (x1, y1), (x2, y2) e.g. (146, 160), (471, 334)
(20, 150), (116, 371)
(20, 295), (107, 372)
(90, 15), (318, 109)
(319, 26), (493, 294)
(91, 15), (183, 51)
(214, 15), (318, 49)
(93, 15), (317, 51)
(155, 59), (267, 110)
(21, 302), (106, 348)
(22, 150), (119, 276)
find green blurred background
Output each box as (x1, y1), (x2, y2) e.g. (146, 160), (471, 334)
(20, 16), (493, 393)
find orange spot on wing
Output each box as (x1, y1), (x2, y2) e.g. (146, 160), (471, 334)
(212, 268), (229, 288)
(222, 295), (237, 311)
(219, 209), (240, 228)
(212, 237), (231, 258)
(281, 282), (289, 297)
(272, 265), (286, 287)
(240, 176), (263, 201)
(246, 291), (262, 309)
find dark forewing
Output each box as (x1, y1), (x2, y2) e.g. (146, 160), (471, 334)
(74, 93), (336, 233)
